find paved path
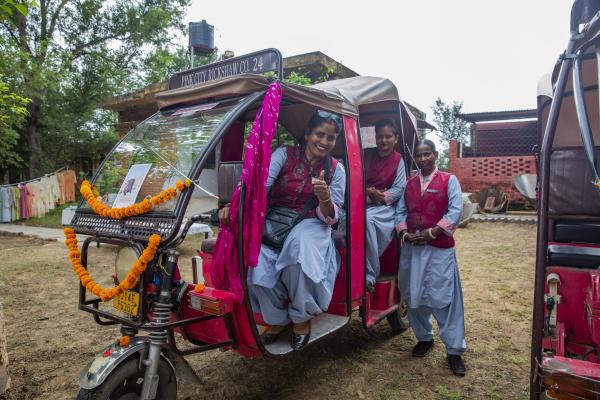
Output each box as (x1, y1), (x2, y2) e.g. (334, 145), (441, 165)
(0, 224), (79, 241)
(471, 213), (537, 224)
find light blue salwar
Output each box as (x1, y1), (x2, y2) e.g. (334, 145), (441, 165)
(365, 160), (406, 285)
(247, 147), (346, 325)
(396, 175), (467, 355)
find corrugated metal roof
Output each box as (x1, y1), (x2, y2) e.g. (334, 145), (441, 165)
(460, 109), (537, 123)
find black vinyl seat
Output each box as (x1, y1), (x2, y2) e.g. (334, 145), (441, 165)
(555, 220), (600, 245)
(548, 243), (600, 269)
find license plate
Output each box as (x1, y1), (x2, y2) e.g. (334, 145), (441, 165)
(113, 290), (140, 316)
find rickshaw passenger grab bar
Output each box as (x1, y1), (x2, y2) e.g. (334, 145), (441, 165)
(67, 48), (418, 399)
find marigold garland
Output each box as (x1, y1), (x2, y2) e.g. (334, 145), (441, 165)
(64, 227), (161, 302)
(81, 178), (192, 219)
(194, 282), (205, 293)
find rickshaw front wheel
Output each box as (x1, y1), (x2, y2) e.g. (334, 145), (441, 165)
(387, 299), (410, 334)
(75, 357), (176, 400)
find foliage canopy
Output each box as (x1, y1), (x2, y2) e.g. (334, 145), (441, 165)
(0, 0), (191, 178)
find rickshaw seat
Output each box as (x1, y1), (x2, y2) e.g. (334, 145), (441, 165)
(548, 242), (600, 269)
(555, 220), (600, 245)
(200, 161), (241, 254)
(201, 237), (217, 254)
(218, 161), (243, 204)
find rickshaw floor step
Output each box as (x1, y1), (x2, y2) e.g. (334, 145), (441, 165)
(264, 313), (349, 355)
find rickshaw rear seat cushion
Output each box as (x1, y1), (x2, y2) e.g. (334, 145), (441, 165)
(201, 237), (218, 254)
(218, 162), (243, 204)
(549, 149), (600, 215)
(555, 220), (600, 245)
(548, 243), (600, 269)
(333, 230), (346, 248)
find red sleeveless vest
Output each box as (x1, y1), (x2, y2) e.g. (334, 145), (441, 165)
(269, 146), (338, 218)
(404, 171), (455, 248)
(364, 148), (402, 190)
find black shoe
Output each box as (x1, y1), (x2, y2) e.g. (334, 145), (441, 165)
(291, 322), (311, 350)
(411, 340), (434, 357)
(291, 331), (310, 350)
(260, 326), (286, 345)
(447, 354), (466, 376)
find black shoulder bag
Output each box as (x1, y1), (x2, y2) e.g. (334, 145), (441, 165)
(262, 155), (332, 249)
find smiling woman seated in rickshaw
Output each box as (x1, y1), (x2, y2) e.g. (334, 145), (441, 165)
(363, 119), (406, 290)
(222, 110), (345, 350)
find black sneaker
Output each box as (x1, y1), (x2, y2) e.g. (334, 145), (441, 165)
(411, 340), (434, 357)
(447, 354), (466, 376)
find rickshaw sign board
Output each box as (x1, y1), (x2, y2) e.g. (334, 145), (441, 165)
(168, 48), (283, 90)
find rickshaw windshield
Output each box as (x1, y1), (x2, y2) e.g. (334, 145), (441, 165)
(85, 97), (245, 212)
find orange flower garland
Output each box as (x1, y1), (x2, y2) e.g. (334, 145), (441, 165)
(64, 228), (161, 302)
(80, 179), (192, 219)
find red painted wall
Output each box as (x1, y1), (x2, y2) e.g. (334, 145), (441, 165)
(448, 140), (537, 200)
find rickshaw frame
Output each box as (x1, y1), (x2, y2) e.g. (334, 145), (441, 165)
(530, 1), (600, 398)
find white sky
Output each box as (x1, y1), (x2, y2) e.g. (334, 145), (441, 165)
(185, 0), (573, 119)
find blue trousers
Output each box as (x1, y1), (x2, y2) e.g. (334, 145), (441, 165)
(408, 305), (466, 356)
(249, 263), (332, 325)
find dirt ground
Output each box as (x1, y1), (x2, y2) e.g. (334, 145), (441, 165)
(0, 222), (536, 400)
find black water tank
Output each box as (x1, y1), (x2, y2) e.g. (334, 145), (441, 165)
(189, 20), (214, 55)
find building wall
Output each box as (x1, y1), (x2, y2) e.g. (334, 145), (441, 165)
(469, 120), (538, 157)
(448, 140), (536, 200)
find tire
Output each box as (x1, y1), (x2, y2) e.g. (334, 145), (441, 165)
(387, 299), (410, 334)
(76, 356), (176, 400)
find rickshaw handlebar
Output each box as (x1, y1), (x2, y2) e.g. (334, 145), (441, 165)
(166, 214), (205, 249)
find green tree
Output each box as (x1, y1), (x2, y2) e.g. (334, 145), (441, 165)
(0, 0), (189, 178)
(431, 98), (469, 143)
(0, 75), (28, 168)
(0, 1), (30, 172)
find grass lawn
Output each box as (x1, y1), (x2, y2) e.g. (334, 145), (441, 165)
(17, 202), (76, 229)
(0, 222), (536, 400)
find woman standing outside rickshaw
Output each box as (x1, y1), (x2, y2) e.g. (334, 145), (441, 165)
(395, 139), (467, 376)
(363, 119), (406, 290)
(222, 111), (345, 350)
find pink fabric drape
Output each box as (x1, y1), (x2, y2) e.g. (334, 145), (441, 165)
(210, 82), (282, 302)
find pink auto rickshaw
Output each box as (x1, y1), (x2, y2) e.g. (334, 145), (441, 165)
(70, 49), (418, 399)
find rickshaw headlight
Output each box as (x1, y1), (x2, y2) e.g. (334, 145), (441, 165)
(115, 246), (139, 283)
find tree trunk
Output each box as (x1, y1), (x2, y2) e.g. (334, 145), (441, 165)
(0, 302), (10, 394)
(25, 98), (43, 178)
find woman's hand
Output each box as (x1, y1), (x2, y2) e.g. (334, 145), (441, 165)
(313, 170), (331, 202)
(218, 205), (230, 225)
(367, 187), (386, 205)
(420, 226), (443, 244)
(399, 230), (426, 246)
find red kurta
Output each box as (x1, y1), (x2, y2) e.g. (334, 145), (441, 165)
(364, 148), (402, 190)
(404, 171), (455, 248)
(269, 146), (338, 218)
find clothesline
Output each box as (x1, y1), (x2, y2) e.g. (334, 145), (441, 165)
(0, 166), (68, 187)
(0, 169), (77, 222)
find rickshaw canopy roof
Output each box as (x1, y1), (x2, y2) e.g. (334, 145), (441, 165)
(155, 74), (417, 132)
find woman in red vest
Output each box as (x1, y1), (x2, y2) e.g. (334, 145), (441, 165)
(363, 119), (406, 290)
(395, 139), (467, 376)
(245, 111), (346, 350)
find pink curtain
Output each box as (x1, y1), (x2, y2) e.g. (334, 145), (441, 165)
(210, 82), (282, 302)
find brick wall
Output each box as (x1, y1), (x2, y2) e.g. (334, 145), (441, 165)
(448, 140), (536, 200)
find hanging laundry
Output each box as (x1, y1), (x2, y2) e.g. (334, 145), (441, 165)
(0, 168), (78, 222)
